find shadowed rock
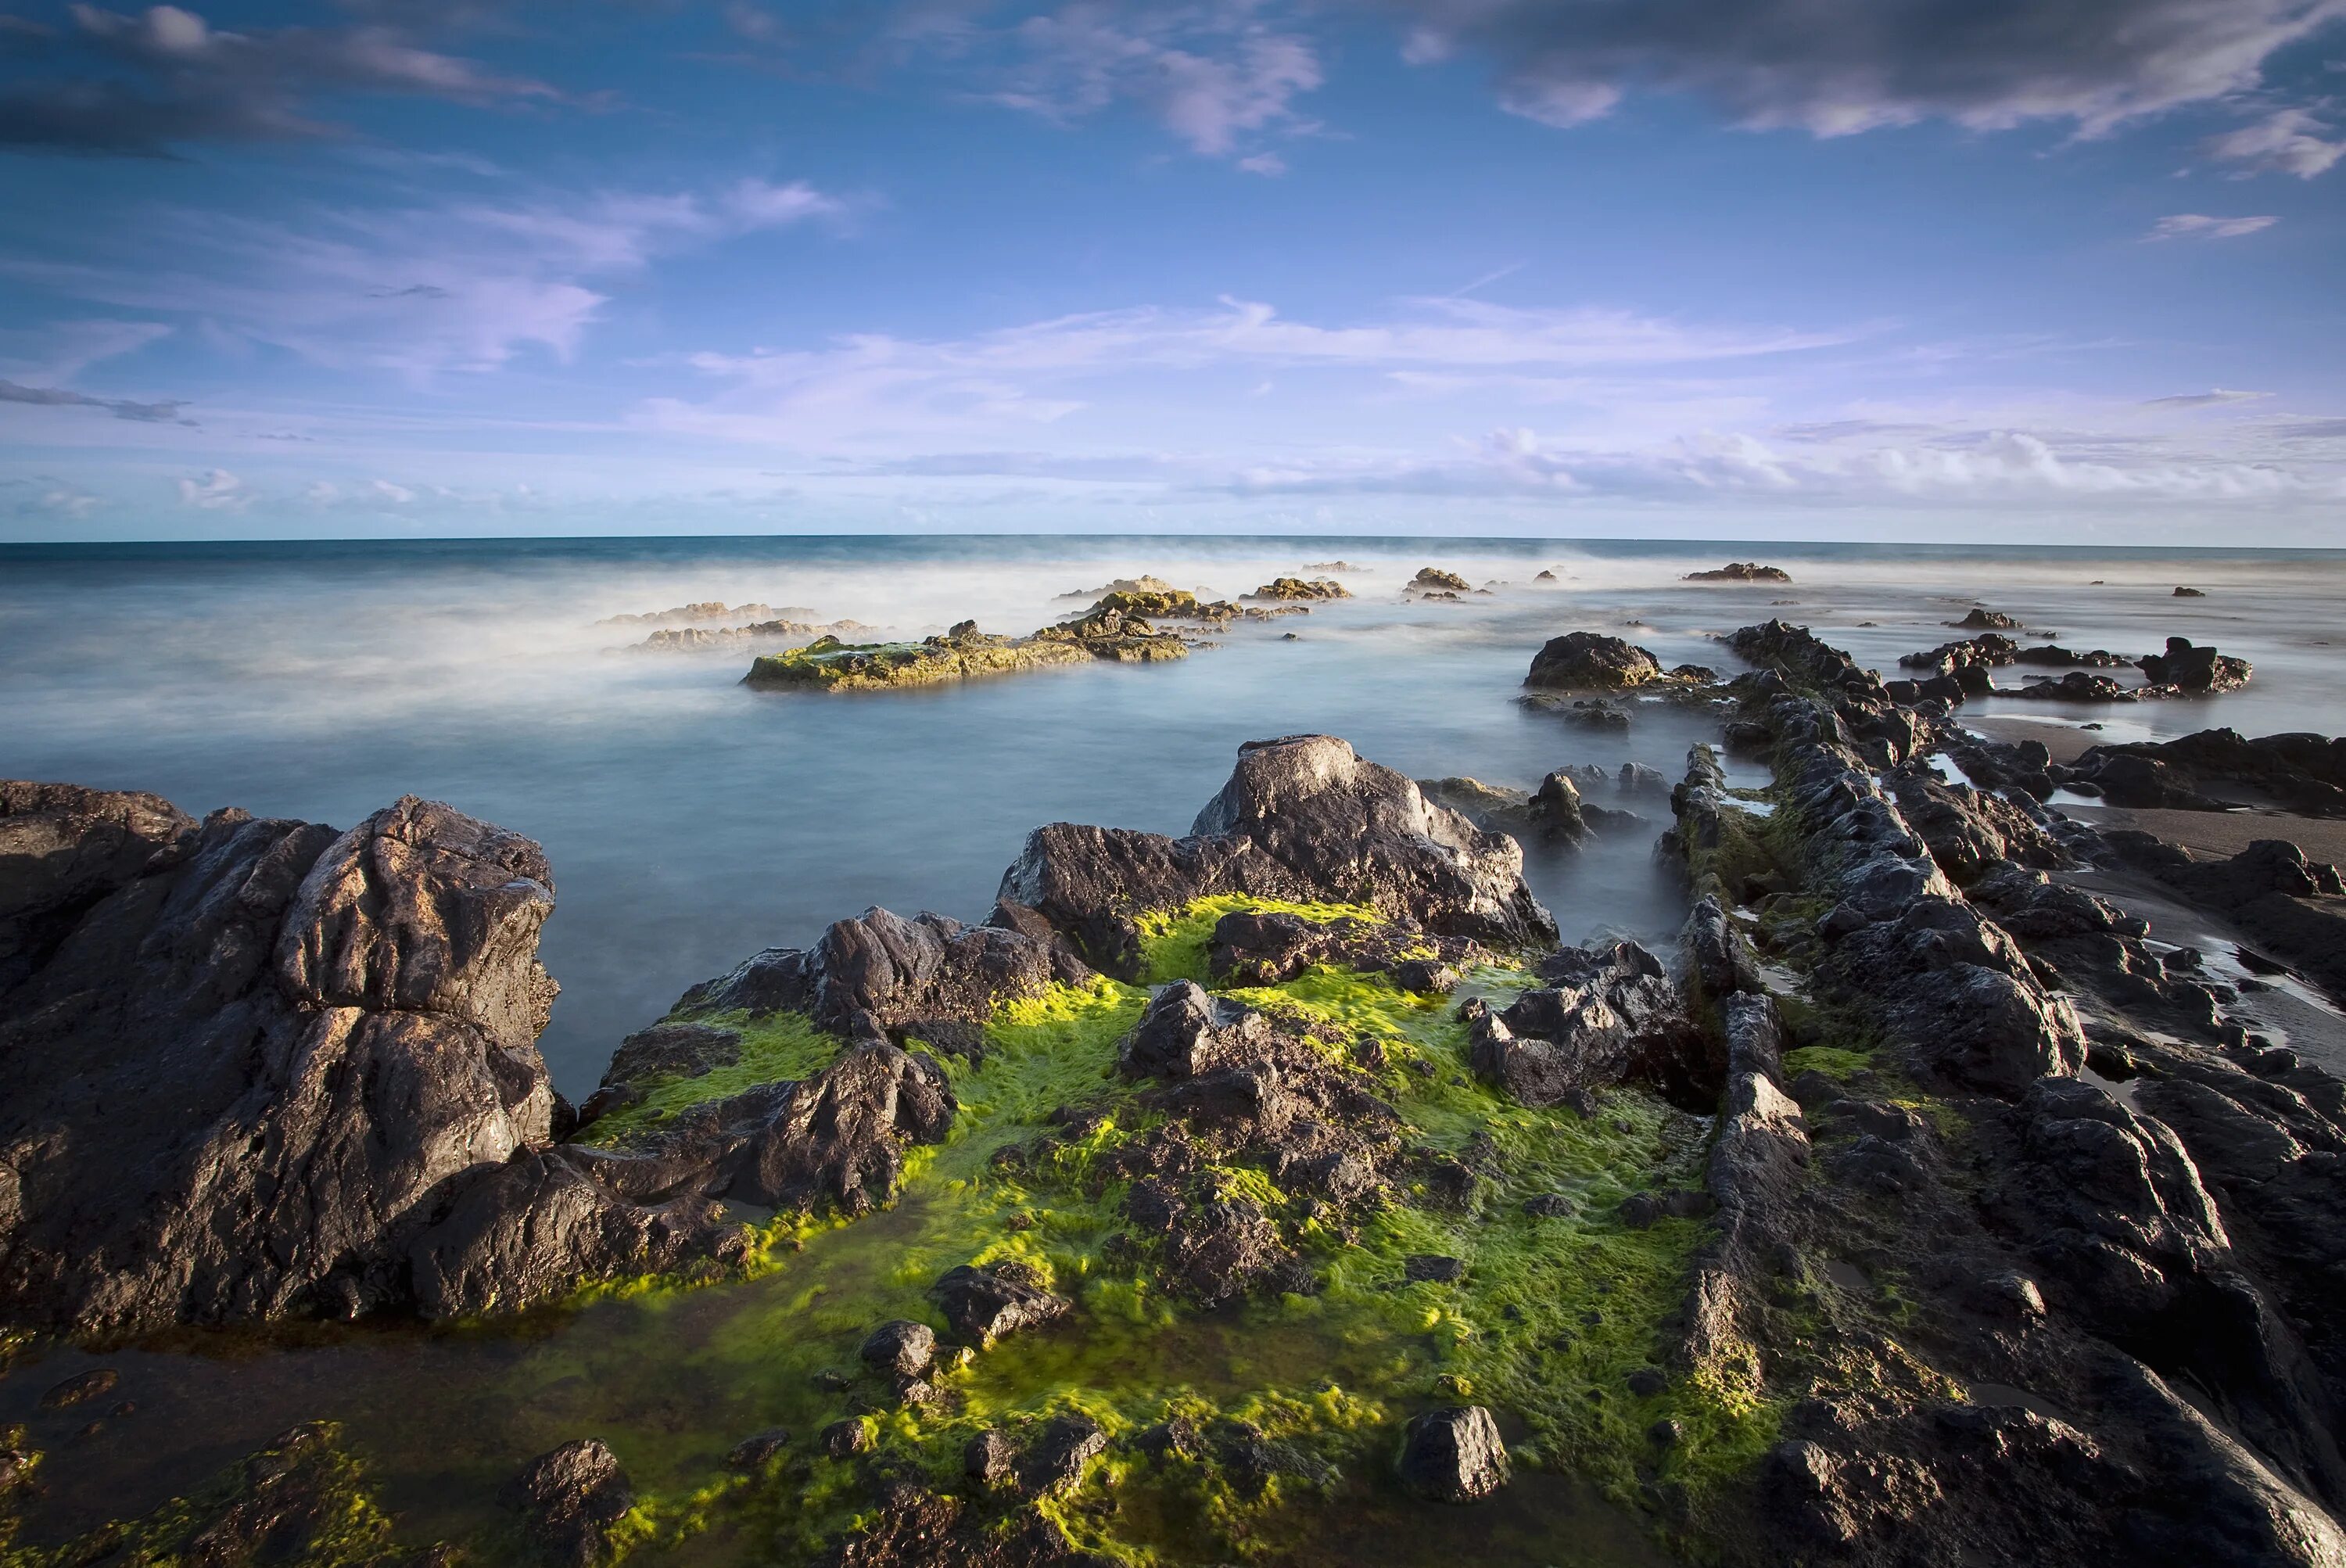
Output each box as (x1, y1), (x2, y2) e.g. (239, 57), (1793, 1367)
(0, 788), (561, 1332)
(1525, 632), (1664, 690)
(503, 1439), (633, 1568)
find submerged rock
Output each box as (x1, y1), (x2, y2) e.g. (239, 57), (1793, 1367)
(1001, 735), (1554, 977)
(1397, 1406), (1508, 1502)
(504, 1439), (633, 1568)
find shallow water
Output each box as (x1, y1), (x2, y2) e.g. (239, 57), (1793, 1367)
(5, 533), (2346, 1563)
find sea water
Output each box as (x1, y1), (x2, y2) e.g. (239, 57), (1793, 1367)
(5, 534), (2343, 1095)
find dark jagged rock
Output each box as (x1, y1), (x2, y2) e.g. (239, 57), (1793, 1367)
(601, 1019), (743, 1089)
(1525, 631), (1691, 690)
(1686, 562), (1792, 583)
(2100, 832), (2346, 1003)
(1528, 770), (1588, 841)
(676, 906), (1092, 1039)
(2057, 729), (2346, 816)
(1000, 735), (1554, 977)
(931, 1262), (1071, 1347)
(2138, 637), (2252, 695)
(1885, 761), (2067, 886)
(0, 787), (565, 1333)
(1463, 940), (1715, 1112)
(1946, 607), (2023, 630)
(503, 1439), (633, 1568)
(861, 1319), (937, 1379)
(411, 1038), (954, 1315)
(1015, 1414), (1109, 1497)
(2175, 585), (2206, 597)
(1396, 1406), (1508, 1502)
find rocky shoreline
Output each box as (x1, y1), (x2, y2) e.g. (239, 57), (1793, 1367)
(5, 612), (2345, 1566)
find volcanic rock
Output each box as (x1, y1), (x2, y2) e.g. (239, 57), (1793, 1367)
(1397, 1406), (1508, 1502)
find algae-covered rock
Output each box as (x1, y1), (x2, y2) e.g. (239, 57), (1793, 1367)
(1685, 562), (1792, 583)
(1397, 1407), (1508, 1502)
(1246, 576), (1351, 601)
(10, 1420), (430, 1568)
(744, 625), (1093, 692)
(1001, 735), (1555, 976)
(931, 1262), (1071, 1347)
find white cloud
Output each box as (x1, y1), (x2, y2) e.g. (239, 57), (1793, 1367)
(2145, 212), (2280, 239)
(1236, 151), (1287, 175)
(175, 467), (250, 510)
(2200, 107), (2346, 177)
(2140, 388), (2272, 407)
(3, 176), (846, 379)
(964, 3), (1323, 162)
(644, 294), (1851, 445)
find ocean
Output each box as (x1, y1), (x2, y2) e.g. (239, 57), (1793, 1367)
(5, 534), (2342, 1097)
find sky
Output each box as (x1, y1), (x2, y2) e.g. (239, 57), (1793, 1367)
(1, 0), (2343, 544)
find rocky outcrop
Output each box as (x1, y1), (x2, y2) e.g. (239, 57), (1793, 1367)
(2138, 637), (2252, 695)
(0, 788), (561, 1333)
(1244, 577), (1349, 601)
(2055, 730), (2346, 815)
(1408, 568), (1471, 593)
(1946, 607), (2022, 630)
(1524, 632), (1663, 690)
(674, 905), (1091, 1042)
(1685, 562), (1791, 583)
(1000, 735), (1555, 977)
(2099, 832), (2346, 1004)
(744, 624), (1102, 691)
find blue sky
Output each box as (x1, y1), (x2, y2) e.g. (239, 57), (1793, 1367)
(2, 0), (2343, 542)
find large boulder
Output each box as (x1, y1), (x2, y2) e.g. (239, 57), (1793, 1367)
(999, 736), (1554, 976)
(0, 788), (562, 1332)
(1525, 632), (1663, 691)
(2138, 637), (2251, 694)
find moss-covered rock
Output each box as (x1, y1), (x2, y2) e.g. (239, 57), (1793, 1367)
(1245, 578), (1351, 602)
(743, 625), (1093, 692)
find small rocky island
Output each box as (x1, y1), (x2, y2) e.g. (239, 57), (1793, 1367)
(6, 622), (2346, 1567)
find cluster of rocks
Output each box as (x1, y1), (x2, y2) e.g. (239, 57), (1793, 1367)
(597, 601), (813, 627)
(1243, 576), (1350, 601)
(2052, 727), (2346, 815)
(1420, 763), (1665, 845)
(627, 617), (878, 654)
(1888, 630), (2251, 706)
(1681, 623), (2346, 1566)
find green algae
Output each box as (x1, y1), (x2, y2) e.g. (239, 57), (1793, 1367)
(744, 631), (1092, 692)
(1132, 895), (1391, 986)
(1781, 1045), (1874, 1082)
(2, 1423), (414, 1568)
(577, 1009), (845, 1147)
(3, 900), (1775, 1568)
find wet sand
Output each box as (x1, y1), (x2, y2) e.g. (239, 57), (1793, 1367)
(2056, 804), (2346, 866)
(1963, 715), (2108, 765)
